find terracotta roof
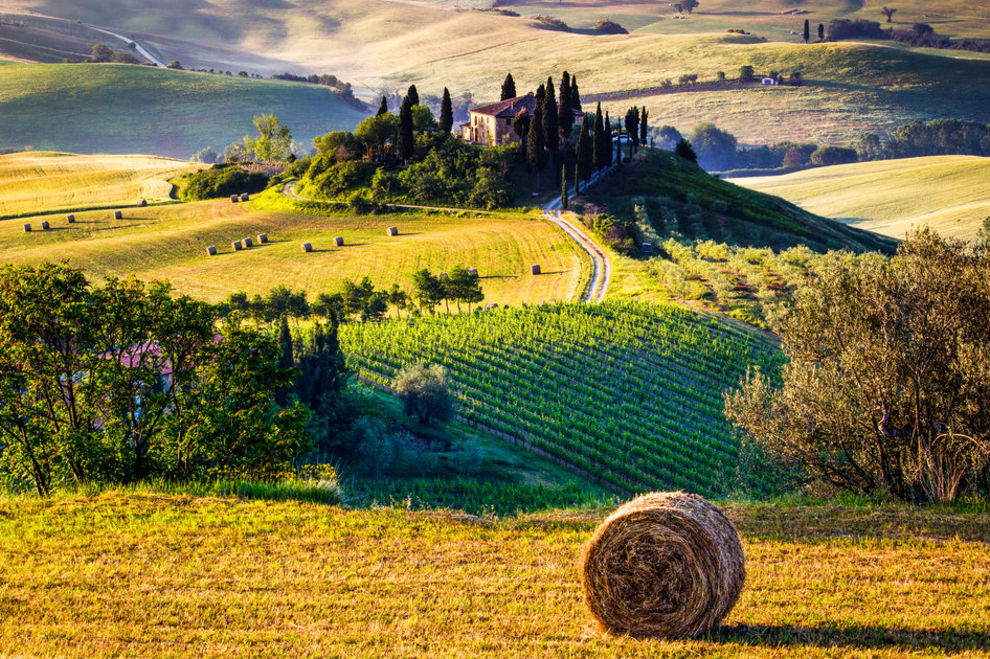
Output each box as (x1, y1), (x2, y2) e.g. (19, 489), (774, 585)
(471, 93), (537, 118)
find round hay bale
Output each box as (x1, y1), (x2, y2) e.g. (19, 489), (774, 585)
(387, 226), (398, 236)
(580, 492), (745, 639)
(531, 264), (541, 275)
(240, 193), (250, 202)
(333, 236), (344, 247)
(243, 237), (253, 248)
(114, 211), (123, 220)
(301, 242), (313, 253)
(138, 199), (148, 207)
(206, 245), (217, 256)
(468, 268), (479, 276)
(41, 221), (50, 230)
(231, 195), (240, 203)
(231, 240), (243, 251)
(23, 224), (31, 232)
(257, 233), (268, 244)
(67, 214), (76, 223)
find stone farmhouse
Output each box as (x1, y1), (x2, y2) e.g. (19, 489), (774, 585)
(461, 93), (584, 146)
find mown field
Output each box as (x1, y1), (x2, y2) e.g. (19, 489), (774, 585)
(0, 62), (368, 158)
(1, 492), (987, 658)
(731, 155), (990, 240)
(0, 189), (586, 305)
(0, 151), (197, 217)
(343, 302), (781, 496)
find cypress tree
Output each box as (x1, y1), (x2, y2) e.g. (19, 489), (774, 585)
(818, 23), (824, 41)
(543, 77), (559, 154)
(803, 19), (810, 44)
(616, 125), (623, 166)
(625, 107), (640, 154)
(577, 114), (593, 187)
(376, 96), (388, 117)
(398, 96), (414, 162)
(501, 73), (517, 100)
(513, 109), (530, 147)
(571, 76), (582, 111)
(640, 107), (649, 148)
(439, 87), (454, 135)
(406, 84), (419, 107)
(592, 103), (606, 171)
(604, 111), (613, 167)
(558, 71), (574, 141)
(275, 317), (293, 406)
(527, 88), (546, 188)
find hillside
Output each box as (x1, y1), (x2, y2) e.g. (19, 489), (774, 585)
(0, 63), (368, 159)
(0, 151), (197, 217)
(731, 155), (990, 240)
(1, 492), (987, 658)
(0, 190), (586, 305)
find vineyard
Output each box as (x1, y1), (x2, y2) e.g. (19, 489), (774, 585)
(340, 302), (782, 497)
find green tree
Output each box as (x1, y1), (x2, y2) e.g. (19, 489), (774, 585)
(690, 122), (738, 170)
(725, 229), (990, 503)
(501, 73), (517, 101)
(439, 87), (454, 135)
(543, 77), (559, 155)
(675, 138), (697, 163)
(446, 265), (484, 313)
(881, 6), (896, 22)
(558, 71), (575, 141)
(681, 0), (699, 14)
(406, 84), (419, 107)
(376, 96), (389, 117)
(739, 65), (755, 82)
(166, 60), (183, 70)
(397, 97), (415, 162)
(576, 114), (593, 190)
(571, 76), (582, 111)
(818, 23), (825, 41)
(624, 106), (640, 155)
(640, 107), (649, 147)
(561, 165), (568, 210)
(395, 364), (455, 425)
(91, 43), (113, 62)
(803, 19), (810, 43)
(592, 103), (608, 171)
(527, 87), (547, 188)
(244, 114), (293, 164)
(412, 269), (444, 314)
(513, 109), (531, 147)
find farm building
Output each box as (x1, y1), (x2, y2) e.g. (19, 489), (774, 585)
(761, 77), (779, 86)
(461, 93), (584, 146)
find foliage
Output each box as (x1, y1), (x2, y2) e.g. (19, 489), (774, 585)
(809, 145), (858, 166)
(243, 114), (293, 164)
(531, 15), (570, 31)
(725, 229), (990, 503)
(593, 19), (627, 35)
(0, 263), (310, 495)
(689, 123), (738, 171)
(826, 18), (888, 41)
(674, 138), (697, 163)
(394, 364), (455, 425)
(855, 118), (990, 161)
(180, 163), (269, 201)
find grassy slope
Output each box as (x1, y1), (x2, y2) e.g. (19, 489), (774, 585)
(0, 151), (198, 216)
(731, 156), (990, 240)
(1, 492), (988, 658)
(0, 62), (368, 159)
(0, 189), (587, 305)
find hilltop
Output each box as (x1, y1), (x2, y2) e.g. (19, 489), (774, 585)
(0, 63), (368, 158)
(731, 155), (990, 240)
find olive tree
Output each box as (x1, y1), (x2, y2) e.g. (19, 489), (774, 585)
(394, 364), (454, 425)
(725, 229), (990, 503)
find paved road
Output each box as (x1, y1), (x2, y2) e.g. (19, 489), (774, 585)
(85, 24), (167, 67)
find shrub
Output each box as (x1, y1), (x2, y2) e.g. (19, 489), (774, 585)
(810, 145), (858, 166)
(181, 164), (269, 201)
(395, 364), (455, 425)
(593, 19), (628, 34)
(310, 160), (375, 198)
(531, 15), (570, 31)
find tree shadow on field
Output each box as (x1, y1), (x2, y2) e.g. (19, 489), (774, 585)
(713, 623), (990, 653)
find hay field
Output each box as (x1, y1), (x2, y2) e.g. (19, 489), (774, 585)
(0, 63), (368, 159)
(0, 192), (586, 305)
(732, 156), (990, 240)
(0, 152), (198, 217)
(0, 492), (987, 658)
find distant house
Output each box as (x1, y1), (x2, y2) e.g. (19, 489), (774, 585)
(761, 77), (779, 86)
(461, 93), (584, 146)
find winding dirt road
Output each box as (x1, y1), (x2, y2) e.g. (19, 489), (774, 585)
(85, 24), (167, 67)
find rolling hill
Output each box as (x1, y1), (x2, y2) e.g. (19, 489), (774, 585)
(0, 151), (197, 217)
(0, 62), (368, 159)
(731, 155), (990, 240)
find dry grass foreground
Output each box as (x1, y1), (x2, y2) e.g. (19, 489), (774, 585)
(0, 190), (586, 305)
(0, 493), (987, 657)
(731, 156), (990, 241)
(0, 152), (197, 217)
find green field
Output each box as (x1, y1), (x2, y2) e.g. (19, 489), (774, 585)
(0, 189), (587, 305)
(0, 62), (368, 159)
(1, 492), (987, 658)
(343, 301), (781, 496)
(730, 156), (990, 240)
(0, 151), (197, 217)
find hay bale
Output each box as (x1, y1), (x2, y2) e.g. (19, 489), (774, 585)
(231, 195), (240, 203)
(231, 240), (243, 251)
(114, 211), (123, 220)
(41, 221), (50, 230)
(206, 246), (217, 256)
(23, 224), (31, 232)
(468, 268), (478, 276)
(333, 236), (344, 247)
(257, 233), (268, 244)
(243, 237), (253, 248)
(387, 226), (399, 236)
(138, 199), (148, 207)
(580, 492), (745, 639)
(240, 193), (250, 202)
(301, 242), (313, 253)
(67, 214), (75, 223)
(531, 264), (541, 275)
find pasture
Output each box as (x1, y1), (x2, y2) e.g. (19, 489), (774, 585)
(0, 152), (197, 217)
(0, 492), (987, 658)
(732, 156), (990, 240)
(0, 190), (587, 305)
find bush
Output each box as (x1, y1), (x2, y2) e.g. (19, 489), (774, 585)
(395, 364), (455, 425)
(310, 160), (376, 198)
(181, 164), (269, 201)
(531, 15), (570, 31)
(593, 19), (628, 34)
(810, 145), (858, 166)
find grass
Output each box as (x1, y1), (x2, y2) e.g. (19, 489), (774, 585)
(0, 188), (588, 305)
(0, 151), (198, 217)
(730, 155), (990, 240)
(0, 63), (368, 159)
(0, 491), (988, 657)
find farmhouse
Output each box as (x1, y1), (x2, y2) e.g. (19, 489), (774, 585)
(461, 93), (584, 146)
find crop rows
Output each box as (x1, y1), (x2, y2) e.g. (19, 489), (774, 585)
(340, 301), (782, 497)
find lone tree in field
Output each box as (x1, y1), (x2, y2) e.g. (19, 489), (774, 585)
(803, 19), (810, 44)
(244, 114), (293, 164)
(680, 0), (699, 14)
(501, 73), (517, 101)
(881, 6), (897, 23)
(725, 228), (990, 504)
(439, 87), (454, 134)
(91, 43), (114, 62)
(818, 23), (825, 41)
(395, 363), (455, 425)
